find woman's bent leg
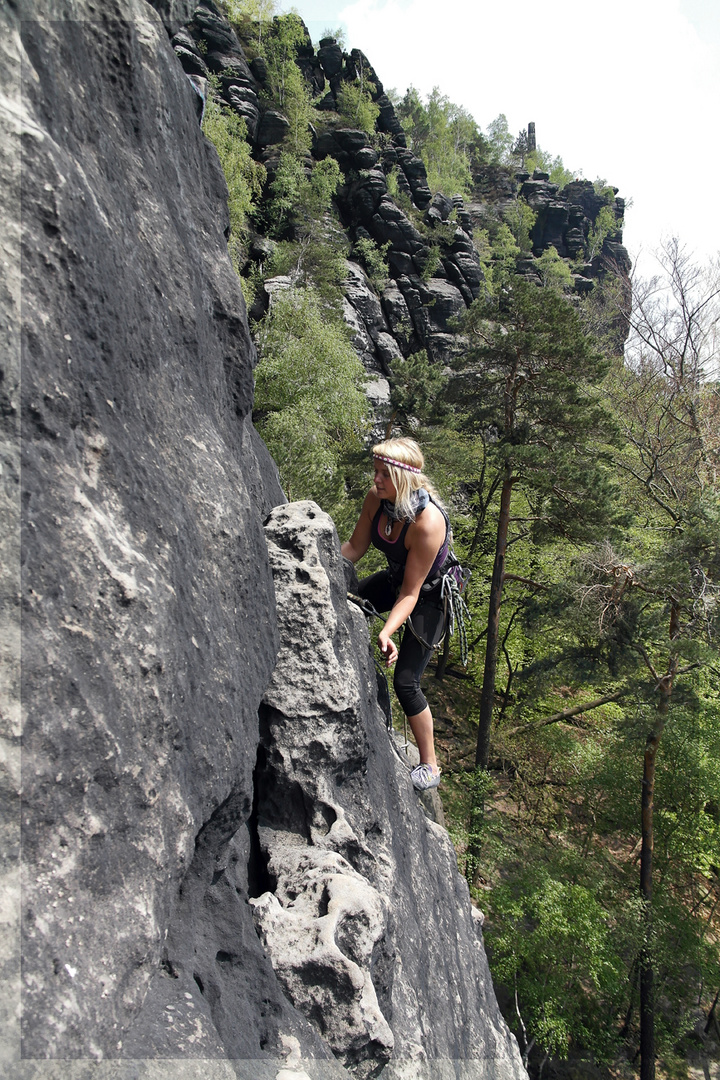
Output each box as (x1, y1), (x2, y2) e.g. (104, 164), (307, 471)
(357, 571), (396, 614)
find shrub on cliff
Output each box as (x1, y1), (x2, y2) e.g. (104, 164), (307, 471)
(336, 81), (380, 134)
(202, 100), (266, 269)
(253, 288), (369, 507)
(220, 0), (278, 49)
(262, 13), (316, 154)
(263, 154), (346, 300)
(393, 86), (480, 197)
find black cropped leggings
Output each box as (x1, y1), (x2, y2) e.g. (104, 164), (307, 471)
(358, 570), (446, 717)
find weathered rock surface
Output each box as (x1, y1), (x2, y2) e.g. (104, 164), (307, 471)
(255, 503), (528, 1079)
(1, 1), (529, 1077)
(11, 0), (294, 1065)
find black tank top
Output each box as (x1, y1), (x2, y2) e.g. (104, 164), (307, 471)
(370, 500), (450, 584)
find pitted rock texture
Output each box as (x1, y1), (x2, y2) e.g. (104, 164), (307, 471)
(10, 0), (309, 1066)
(255, 502), (528, 1079)
(4, 1), (530, 1076)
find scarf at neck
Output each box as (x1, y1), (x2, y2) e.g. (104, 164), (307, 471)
(382, 488), (429, 535)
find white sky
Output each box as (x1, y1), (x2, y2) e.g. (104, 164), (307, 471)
(290, 0), (720, 278)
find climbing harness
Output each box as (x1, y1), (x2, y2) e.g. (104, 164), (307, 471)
(405, 554), (472, 666)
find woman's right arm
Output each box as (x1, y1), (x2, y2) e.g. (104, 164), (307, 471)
(341, 490), (379, 564)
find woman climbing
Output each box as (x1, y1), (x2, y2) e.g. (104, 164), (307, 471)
(341, 438), (451, 791)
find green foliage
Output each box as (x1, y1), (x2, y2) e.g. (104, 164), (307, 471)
(336, 80), (380, 133)
(466, 248), (720, 1072)
(587, 205), (617, 260)
(457, 278), (620, 542)
(266, 153), (341, 236)
(547, 157), (576, 189)
(419, 243), (441, 281)
(387, 349), (449, 429)
(385, 166), (401, 201)
(593, 178), (615, 199)
(471, 227), (495, 292)
(486, 116), (575, 189)
(253, 287), (369, 506)
(487, 223), (520, 283)
(535, 245), (573, 291)
(488, 866), (626, 1061)
(220, 0), (278, 48)
(353, 236), (391, 291)
(526, 148), (576, 189)
(201, 98), (267, 270)
(486, 113), (513, 164)
(510, 127), (531, 169)
(320, 26), (346, 48)
(396, 86), (479, 197)
(502, 198), (536, 254)
(262, 13), (315, 154)
(265, 152), (307, 235)
(262, 154), (346, 299)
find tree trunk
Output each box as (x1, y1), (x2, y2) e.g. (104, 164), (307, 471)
(705, 987), (720, 1037)
(475, 467), (514, 768)
(639, 670), (673, 1080)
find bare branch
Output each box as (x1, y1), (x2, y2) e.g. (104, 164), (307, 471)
(503, 573), (550, 591)
(505, 689), (626, 738)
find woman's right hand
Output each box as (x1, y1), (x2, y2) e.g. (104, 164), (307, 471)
(378, 629), (398, 667)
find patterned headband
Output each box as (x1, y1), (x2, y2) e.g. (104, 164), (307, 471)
(374, 453), (422, 475)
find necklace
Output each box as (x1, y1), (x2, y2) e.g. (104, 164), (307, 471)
(382, 499), (398, 537)
(382, 489), (429, 540)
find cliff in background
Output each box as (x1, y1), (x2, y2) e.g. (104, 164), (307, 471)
(1, 1), (528, 1076)
(171, 0), (630, 413)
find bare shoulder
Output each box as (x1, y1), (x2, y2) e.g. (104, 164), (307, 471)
(408, 501), (446, 545)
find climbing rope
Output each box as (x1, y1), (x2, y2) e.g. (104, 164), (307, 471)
(346, 591), (414, 769)
(441, 571), (471, 667)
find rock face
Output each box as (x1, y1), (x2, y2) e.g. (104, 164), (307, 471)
(1, 1), (528, 1077)
(12, 0), (282, 1063)
(254, 503), (527, 1079)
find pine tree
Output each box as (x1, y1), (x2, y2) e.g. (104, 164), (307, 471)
(454, 278), (620, 769)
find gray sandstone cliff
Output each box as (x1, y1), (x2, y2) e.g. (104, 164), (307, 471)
(0, 1), (527, 1076)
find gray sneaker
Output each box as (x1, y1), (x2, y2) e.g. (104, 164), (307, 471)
(410, 763), (441, 790)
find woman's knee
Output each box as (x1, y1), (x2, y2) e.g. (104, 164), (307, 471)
(394, 668), (427, 717)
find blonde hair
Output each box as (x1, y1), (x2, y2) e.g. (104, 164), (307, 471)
(372, 437), (443, 521)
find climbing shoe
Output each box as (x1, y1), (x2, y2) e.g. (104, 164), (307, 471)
(410, 763), (442, 790)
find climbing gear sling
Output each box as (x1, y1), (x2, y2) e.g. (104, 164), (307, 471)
(405, 554), (471, 666)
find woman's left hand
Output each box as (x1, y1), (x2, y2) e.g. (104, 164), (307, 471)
(378, 629), (397, 667)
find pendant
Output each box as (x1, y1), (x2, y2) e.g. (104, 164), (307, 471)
(384, 517), (393, 538)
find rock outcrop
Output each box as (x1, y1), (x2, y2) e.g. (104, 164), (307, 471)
(172, 2), (630, 394)
(253, 503), (527, 1079)
(1, 1), (528, 1077)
